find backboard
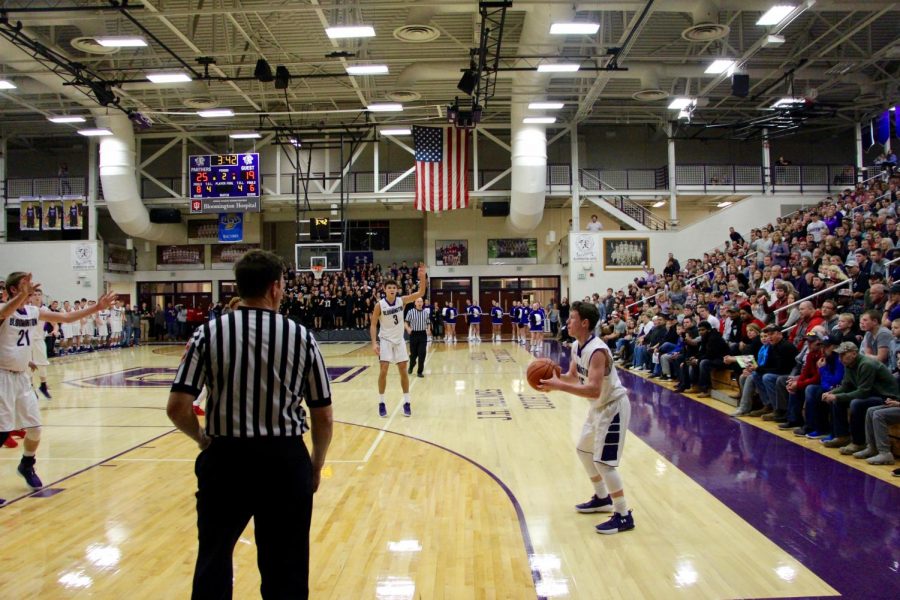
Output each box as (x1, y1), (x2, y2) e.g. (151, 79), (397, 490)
(295, 242), (343, 272)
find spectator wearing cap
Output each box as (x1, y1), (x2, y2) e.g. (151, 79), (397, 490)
(781, 328), (827, 431)
(748, 325), (799, 418)
(859, 309), (892, 366)
(820, 342), (899, 454)
(799, 334), (844, 438)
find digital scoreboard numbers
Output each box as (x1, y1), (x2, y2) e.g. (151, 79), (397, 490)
(189, 153), (261, 214)
(190, 153), (259, 199)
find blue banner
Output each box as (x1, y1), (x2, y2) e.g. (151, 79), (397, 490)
(344, 251), (374, 267)
(218, 213), (243, 242)
(875, 111), (891, 145)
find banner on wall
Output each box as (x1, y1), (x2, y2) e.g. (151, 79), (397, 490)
(572, 233), (600, 262)
(19, 199), (42, 231)
(72, 242), (97, 271)
(62, 198), (84, 230)
(41, 198), (64, 231)
(211, 244), (258, 269)
(218, 213), (244, 243)
(187, 219), (219, 241)
(344, 251), (374, 266)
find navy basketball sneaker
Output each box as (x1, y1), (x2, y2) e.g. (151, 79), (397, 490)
(595, 510), (635, 534)
(17, 456), (44, 490)
(575, 494), (614, 513)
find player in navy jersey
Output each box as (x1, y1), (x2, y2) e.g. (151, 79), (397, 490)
(518, 302), (531, 345)
(465, 299), (482, 342)
(68, 202), (80, 228)
(510, 301), (522, 343)
(46, 203), (59, 229)
(490, 299), (504, 342)
(25, 205), (36, 230)
(443, 303), (458, 343)
(529, 302), (546, 352)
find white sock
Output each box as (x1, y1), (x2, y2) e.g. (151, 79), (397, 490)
(593, 479), (610, 498)
(613, 495), (629, 515)
(403, 393), (410, 404)
(379, 394), (385, 404)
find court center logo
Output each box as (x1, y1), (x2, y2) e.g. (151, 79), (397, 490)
(66, 366), (368, 388)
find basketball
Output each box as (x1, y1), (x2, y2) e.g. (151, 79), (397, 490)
(526, 358), (560, 391)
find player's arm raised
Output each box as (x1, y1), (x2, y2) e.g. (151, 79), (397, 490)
(0, 273), (37, 320)
(401, 266), (428, 304)
(540, 349), (606, 399)
(41, 291), (116, 323)
(370, 301), (381, 356)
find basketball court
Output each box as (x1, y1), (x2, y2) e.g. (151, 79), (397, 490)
(2, 339), (896, 598)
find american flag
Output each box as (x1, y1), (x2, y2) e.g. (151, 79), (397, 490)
(414, 126), (469, 212)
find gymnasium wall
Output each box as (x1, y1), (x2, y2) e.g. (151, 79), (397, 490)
(0, 240), (101, 303)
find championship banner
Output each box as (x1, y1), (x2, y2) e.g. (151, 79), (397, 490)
(218, 213), (244, 243)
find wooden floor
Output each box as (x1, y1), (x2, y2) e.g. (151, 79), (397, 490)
(0, 341), (847, 598)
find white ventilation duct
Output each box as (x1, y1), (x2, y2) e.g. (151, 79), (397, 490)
(95, 112), (185, 244)
(0, 34), (185, 244)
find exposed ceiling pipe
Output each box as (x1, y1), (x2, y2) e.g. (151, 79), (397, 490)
(0, 34), (186, 244)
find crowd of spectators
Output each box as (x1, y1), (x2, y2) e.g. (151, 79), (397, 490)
(591, 174), (900, 476)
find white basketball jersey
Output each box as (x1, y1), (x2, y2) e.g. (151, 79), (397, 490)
(0, 305), (41, 372)
(572, 335), (629, 408)
(110, 307), (123, 325)
(378, 297), (406, 344)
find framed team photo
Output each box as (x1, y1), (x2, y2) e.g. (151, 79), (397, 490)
(487, 238), (537, 265)
(41, 198), (64, 231)
(604, 238), (650, 270)
(435, 239), (468, 266)
(211, 243), (259, 269)
(19, 200), (42, 231)
(157, 245), (205, 270)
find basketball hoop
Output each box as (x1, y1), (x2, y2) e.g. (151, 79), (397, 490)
(311, 265), (324, 281)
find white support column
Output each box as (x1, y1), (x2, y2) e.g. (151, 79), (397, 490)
(373, 140), (380, 193)
(762, 128), (772, 194)
(135, 137), (142, 191)
(667, 123), (677, 228)
(275, 145), (282, 195)
(570, 122), (580, 231)
(88, 139), (98, 242)
(855, 124), (864, 183)
(181, 138), (187, 197)
(0, 136), (7, 242)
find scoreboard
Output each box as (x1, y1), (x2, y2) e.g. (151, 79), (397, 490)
(189, 153), (259, 199)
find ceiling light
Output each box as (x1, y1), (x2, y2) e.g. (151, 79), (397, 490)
(367, 103), (403, 112)
(146, 72), (191, 83)
(717, 201), (733, 208)
(48, 115), (86, 123)
(0, 80), (16, 90)
(756, 5), (795, 26)
(550, 23), (600, 35)
(537, 64), (580, 73)
(668, 97), (694, 110)
(229, 132), (261, 139)
(771, 97), (805, 108)
(197, 109), (235, 118)
(346, 65), (389, 75)
(523, 117), (556, 124)
(762, 34), (785, 47)
(705, 60), (735, 74)
(528, 102), (564, 110)
(381, 128), (411, 136)
(288, 137), (301, 147)
(325, 26), (375, 39)
(77, 128), (114, 137)
(652, 201), (666, 208)
(96, 37), (147, 47)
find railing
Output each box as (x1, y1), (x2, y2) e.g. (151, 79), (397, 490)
(773, 278), (852, 314)
(2, 163), (862, 200)
(580, 170), (667, 230)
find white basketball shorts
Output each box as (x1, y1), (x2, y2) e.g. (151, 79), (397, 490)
(577, 396), (631, 467)
(379, 339), (409, 364)
(0, 369), (42, 431)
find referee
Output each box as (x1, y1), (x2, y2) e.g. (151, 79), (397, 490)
(168, 249), (333, 600)
(405, 297), (429, 377)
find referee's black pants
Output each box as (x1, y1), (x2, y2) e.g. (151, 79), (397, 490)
(408, 331), (427, 375)
(193, 436), (313, 600)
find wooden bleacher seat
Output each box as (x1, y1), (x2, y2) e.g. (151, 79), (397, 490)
(890, 424), (900, 458)
(710, 368), (739, 407)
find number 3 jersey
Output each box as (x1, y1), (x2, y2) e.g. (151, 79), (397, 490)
(378, 297), (406, 344)
(0, 305), (40, 372)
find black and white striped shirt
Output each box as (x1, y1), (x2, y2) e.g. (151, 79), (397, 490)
(405, 307), (430, 332)
(171, 307), (331, 438)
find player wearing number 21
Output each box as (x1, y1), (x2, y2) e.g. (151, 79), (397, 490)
(538, 301), (636, 534)
(0, 272), (115, 505)
(371, 266), (428, 418)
